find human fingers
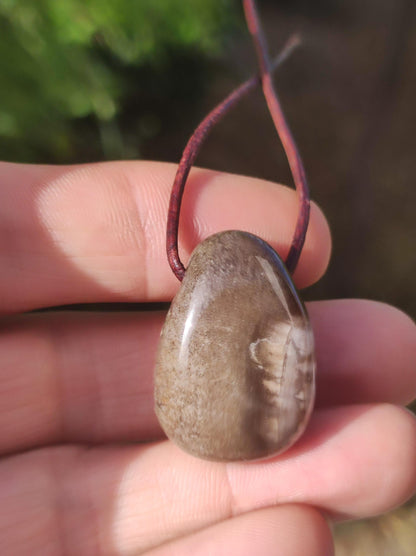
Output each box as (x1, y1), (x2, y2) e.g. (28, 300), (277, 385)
(311, 299), (416, 406)
(1, 300), (415, 454)
(0, 311), (163, 454)
(0, 160), (330, 313)
(0, 404), (414, 554)
(145, 505), (334, 556)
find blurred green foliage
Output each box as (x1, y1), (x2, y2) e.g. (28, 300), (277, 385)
(0, 0), (238, 162)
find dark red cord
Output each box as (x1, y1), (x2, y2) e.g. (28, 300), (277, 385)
(243, 0), (310, 274)
(166, 1), (308, 281)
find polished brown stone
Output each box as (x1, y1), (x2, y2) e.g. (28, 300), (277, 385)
(154, 230), (315, 461)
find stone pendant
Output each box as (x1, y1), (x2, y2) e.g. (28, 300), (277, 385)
(155, 230), (315, 461)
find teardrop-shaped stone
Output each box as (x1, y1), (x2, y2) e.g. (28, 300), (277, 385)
(155, 230), (315, 461)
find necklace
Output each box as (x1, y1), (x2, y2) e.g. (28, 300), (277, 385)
(154, 0), (316, 461)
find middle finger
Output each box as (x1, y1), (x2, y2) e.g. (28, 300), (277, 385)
(0, 299), (415, 455)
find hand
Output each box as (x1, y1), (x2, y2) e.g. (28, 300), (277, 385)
(1, 160), (415, 555)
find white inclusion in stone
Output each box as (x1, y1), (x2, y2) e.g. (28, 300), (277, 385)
(248, 320), (292, 379)
(254, 321), (313, 445)
(295, 390), (305, 401)
(263, 378), (280, 395)
(279, 324), (314, 435)
(290, 325), (313, 360)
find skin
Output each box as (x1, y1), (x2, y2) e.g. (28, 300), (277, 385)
(0, 159), (415, 555)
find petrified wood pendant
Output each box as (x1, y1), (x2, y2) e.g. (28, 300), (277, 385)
(155, 230), (315, 461)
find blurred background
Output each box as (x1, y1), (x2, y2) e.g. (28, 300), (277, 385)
(0, 0), (414, 553)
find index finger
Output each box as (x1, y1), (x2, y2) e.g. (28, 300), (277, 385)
(0, 160), (331, 312)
